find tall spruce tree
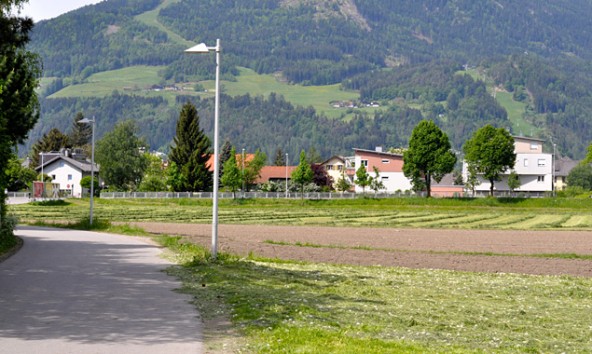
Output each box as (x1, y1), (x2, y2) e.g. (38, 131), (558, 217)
(169, 102), (212, 192)
(218, 140), (232, 184)
(29, 128), (71, 167)
(274, 148), (286, 166)
(69, 112), (92, 147)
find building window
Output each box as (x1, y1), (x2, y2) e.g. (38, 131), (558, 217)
(68, 174), (73, 181)
(337, 165), (343, 171)
(530, 143), (538, 150)
(381, 176), (389, 181)
(537, 176), (545, 182)
(524, 159), (529, 167)
(361, 160), (368, 167)
(51, 175), (56, 180)
(381, 159), (390, 164)
(325, 165), (332, 171)
(537, 159), (546, 167)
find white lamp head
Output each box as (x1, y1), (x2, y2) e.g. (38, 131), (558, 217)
(185, 43), (210, 54)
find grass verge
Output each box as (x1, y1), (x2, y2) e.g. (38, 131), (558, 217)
(169, 252), (592, 353)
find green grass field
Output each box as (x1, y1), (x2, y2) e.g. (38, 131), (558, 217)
(49, 66), (168, 98)
(134, 0), (195, 48)
(8, 197), (592, 352)
(9, 197), (592, 230)
(48, 65), (378, 119)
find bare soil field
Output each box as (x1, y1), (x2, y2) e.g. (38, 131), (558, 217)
(133, 222), (592, 277)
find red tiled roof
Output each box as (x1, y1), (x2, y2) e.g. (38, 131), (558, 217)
(206, 153), (255, 172)
(255, 166), (297, 184)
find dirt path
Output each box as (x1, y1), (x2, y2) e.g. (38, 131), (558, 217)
(132, 222), (592, 277)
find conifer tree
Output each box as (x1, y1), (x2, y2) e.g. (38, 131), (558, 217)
(29, 128), (71, 166)
(169, 102), (212, 192)
(69, 112), (92, 148)
(274, 148), (286, 166)
(217, 140), (232, 185)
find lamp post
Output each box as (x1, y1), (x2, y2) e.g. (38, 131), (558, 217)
(39, 152), (44, 198)
(285, 152), (288, 198)
(185, 39), (221, 259)
(552, 143), (556, 197)
(242, 148), (245, 194)
(79, 116), (95, 225)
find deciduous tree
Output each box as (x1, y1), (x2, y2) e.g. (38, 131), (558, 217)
(95, 120), (147, 191)
(370, 166), (385, 194)
(567, 163), (592, 191)
(355, 165), (371, 193)
(463, 125), (516, 197)
(242, 149), (266, 191)
(138, 154), (167, 192)
(221, 147), (242, 198)
(403, 120), (456, 198)
(291, 150), (313, 197)
(507, 171), (521, 194)
(5, 154), (36, 191)
(0, 1), (41, 243)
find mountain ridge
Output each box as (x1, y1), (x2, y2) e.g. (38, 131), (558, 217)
(24, 0), (592, 160)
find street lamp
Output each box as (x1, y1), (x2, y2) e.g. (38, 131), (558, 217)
(242, 148), (245, 194)
(39, 152), (44, 198)
(285, 152), (288, 198)
(79, 116), (95, 225)
(552, 143), (556, 197)
(185, 39), (221, 259)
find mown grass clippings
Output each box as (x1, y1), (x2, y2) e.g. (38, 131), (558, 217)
(169, 255), (592, 353)
(9, 197), (592, 231)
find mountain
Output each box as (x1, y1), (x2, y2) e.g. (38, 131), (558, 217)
(24, 0), (592, 160)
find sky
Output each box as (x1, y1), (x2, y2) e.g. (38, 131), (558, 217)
(16, 0), (104, 22)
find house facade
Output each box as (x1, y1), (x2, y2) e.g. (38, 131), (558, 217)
(462, 136), (553, 195)
(321, 155), (355, 189)
(353, 148), (413, 193)
(36, 150), (99, 198)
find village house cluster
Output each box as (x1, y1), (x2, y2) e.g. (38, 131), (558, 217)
(35, 136), (577, 198)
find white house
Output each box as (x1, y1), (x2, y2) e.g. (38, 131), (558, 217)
(36, 150), (99, 198)
(320, 155), (355, 189)
(463, 136), (553, 196)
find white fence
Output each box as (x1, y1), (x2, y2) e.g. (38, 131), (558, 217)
(99, 191), (405, 200)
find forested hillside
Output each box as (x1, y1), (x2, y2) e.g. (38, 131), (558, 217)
(24, 0), (592, 160)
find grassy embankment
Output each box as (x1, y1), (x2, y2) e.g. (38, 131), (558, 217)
(9, 198), (592, 353)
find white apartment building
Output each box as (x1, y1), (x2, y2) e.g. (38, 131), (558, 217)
(463, 136), (553, 195)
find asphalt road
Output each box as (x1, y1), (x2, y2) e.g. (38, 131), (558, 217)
(0, 226), (203, 353)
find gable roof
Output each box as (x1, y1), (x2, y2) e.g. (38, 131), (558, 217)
(36, 155), (99, 173)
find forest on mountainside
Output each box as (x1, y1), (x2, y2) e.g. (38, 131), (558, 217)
(24, 0), (592, 160)
(28, 92), (426, 164)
